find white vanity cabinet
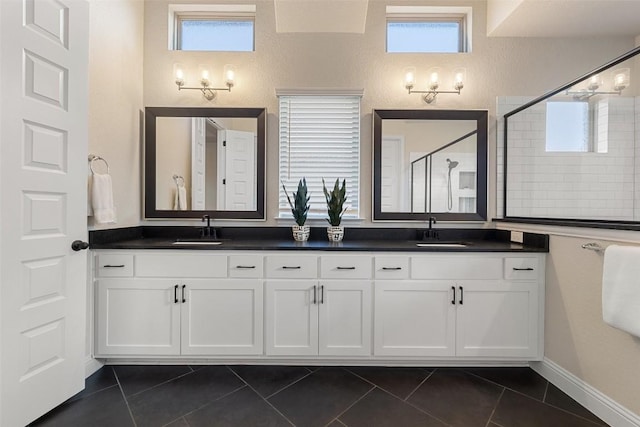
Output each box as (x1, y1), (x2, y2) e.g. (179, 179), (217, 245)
(374, 254), (544, 360)
(95, 252), (263, 357)
(264, 254), (373, 357)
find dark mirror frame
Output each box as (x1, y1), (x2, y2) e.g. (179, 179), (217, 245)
(144, 107), (266, 219)
(372, 109), (488, 221)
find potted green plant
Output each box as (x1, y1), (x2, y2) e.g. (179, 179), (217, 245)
(282, 178), (311, 241)
(322, 178), (347, 242)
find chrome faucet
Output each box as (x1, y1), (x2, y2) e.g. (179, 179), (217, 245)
(201, 214), (217, 239)
(423, 216), (439, 240)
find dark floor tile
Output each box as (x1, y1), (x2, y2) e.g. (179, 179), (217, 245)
(30, 385), (133, 427)
(230, 365), (311, 397)
(544, 383), (608, 425)
(346, 366), (432, 400)
(69, 366), (118, 402)
(268, 367), (373, 427)
(465, 367), (548, 401)
(408, 368), (503, 427)
(113, 365), (193, 397)
(340, 387), (447, 427)
(186, 386), (292, 427)
(128, 366), (245, 427)
(493, 389), (606, 427)
(164, 417), (190, 427)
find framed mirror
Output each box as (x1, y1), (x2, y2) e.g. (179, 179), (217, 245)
(144, 107), (266, 219)
(373, 109), (488, 221)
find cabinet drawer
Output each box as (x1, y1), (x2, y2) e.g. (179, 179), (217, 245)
(374, 256), (409, 279)
(504, 258), (539, 280)
(265, 255), (318, 278)
(411, 256), (502, 280)
(135, 254), (227, 278)
(320, 256), (372, 279)
(96, 254), (133, 277)
(229, 255), (263, 278)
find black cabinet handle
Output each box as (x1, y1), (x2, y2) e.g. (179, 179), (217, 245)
(336, 266), (356, 270)
(312, 285), (317, 304)
(382, 267), (402, 271)
(459, 286), (464, 305)
(320, 285), (324, 304)
(236, 265), (256, 269)
(451, 286), (456, 305)
(174, 285), (179, 304)
(282, 266), (301, 270)
(103, 264), (125, 268)
(181, 284), (186, 303)
(513, 267), (534, 271)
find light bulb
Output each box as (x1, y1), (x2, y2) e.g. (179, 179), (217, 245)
(173, 63), (185, 87)
(224, 64), (236, 87)
(588, 74), (600, 91)
(429, 72), (439, 90)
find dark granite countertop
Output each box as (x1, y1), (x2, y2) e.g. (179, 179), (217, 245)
(89, 227), (549, 253)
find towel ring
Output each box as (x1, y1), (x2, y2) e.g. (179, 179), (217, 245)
(89, 155), (110, 174)
(173, 174), (185, 186)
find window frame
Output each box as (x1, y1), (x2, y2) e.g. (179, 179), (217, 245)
(277, 92), (362, 221)
(168, 4), (256, 52)
(385, 6), (472, 53)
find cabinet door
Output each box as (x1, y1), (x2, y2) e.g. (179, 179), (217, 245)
(265, 280), (319, 356)
(318, 281), (372, 356)
(96, 279), (180, 356)
(181, 280), (264, 355)
(455, 281), (538, 358)
(374, 281), (455, 357)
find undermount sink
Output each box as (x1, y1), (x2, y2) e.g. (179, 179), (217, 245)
(172, 239), (224, 246)
(416, 242), (469, 248)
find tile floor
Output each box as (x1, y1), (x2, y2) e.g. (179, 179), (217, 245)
(30, 365), (609, 427)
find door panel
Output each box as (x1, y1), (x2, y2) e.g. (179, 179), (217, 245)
(1, 0), (89, 425)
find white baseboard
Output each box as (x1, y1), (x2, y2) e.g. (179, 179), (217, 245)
(530, 358), (640, 427)
(84, 356), (104, 378)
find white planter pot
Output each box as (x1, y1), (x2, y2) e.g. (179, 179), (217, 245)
(327, 225), (344, 242)
(292, 225), (310, 242)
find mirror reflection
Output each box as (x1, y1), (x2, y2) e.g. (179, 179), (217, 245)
(144, 107), (265, 220)
(155, 117), (257, 211)
(373, 109), (488, 222)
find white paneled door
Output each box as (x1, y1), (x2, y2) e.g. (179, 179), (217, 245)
(0, 0), (89, 425)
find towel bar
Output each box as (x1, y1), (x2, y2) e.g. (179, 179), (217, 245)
(581, 242), (604, 253)
(89, 154), (110, 174)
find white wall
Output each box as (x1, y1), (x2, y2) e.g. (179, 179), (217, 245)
(88, 0), (144, 229)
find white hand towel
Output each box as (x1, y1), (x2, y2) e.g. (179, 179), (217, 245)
(91, 173), (117, 224)
(602, 244), (640, 338)
(173, 185), (188, 210)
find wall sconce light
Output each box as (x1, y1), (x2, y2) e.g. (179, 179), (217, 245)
(565, 68), (630, 100)
(404, 67), (465, 104)
(173, 63), (235, 101)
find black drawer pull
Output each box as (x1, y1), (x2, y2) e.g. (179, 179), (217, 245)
(174, 285), (179, 304)
(181, 284), (186, 303)
(313, 285), (317, 304)
(103, 264), (125, 268)
(336, 266), (356, 270)
(320, 285), (325, 304)
(513, 267), (534, 271)
(282, 266), (301, 270)
(236, 265), (256, 269)
(459, 286), (464, 305)
(451, 286), (456, 305)
(382, 267), (402, 271)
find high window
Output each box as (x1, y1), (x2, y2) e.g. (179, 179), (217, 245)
(386, 6), (471, 53)
(278, 93), (361, 219)
(170, 4), (255, 51)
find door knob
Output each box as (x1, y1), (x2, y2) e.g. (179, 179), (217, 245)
(71, 240), (89, 251)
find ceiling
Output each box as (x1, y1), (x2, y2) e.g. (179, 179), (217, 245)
(273, 0), (640, 38)
(487, 0), (640, 37)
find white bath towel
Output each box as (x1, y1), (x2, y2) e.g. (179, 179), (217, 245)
(602, 245), (640, 338)
(174, 185), (188, 210)
(91, 173), (117, 224)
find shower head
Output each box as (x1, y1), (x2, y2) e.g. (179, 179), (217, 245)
(446, 158), (459, 170)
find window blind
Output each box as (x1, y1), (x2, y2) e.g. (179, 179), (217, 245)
(279, 95), (360, 219)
